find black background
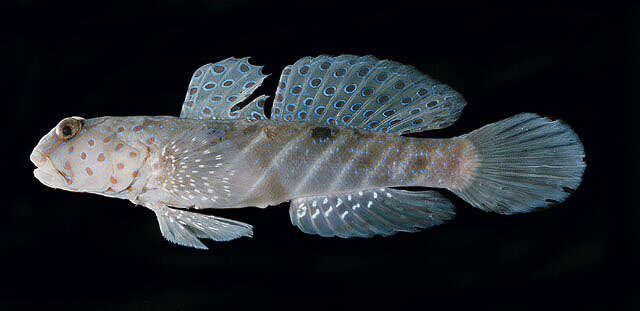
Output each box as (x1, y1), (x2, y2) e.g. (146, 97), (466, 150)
(4, 1), (637, 310)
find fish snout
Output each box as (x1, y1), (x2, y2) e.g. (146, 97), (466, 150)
(30, 149), (47, 168)
(31, 148), (68, 189)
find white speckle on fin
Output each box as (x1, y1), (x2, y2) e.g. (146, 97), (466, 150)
(151, 204), (253, 250)
(288, 188), (455, 238)
(160, 124), (247, 209)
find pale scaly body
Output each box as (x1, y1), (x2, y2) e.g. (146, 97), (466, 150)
(31, 55), (585, 249)
(32, 116), (474, 207)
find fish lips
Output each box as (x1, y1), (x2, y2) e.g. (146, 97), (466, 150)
(31, 149), (68, 190)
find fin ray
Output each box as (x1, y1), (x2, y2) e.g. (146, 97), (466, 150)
(454, 113), (586, 214)
(181, 57), (268, 120)
(152, 205), (253, 249)
(272, 55), (466, 134)
(159, 124), (253, 209)
(289, 188), (455, 238)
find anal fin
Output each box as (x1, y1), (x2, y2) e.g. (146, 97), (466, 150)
(150, 204), (253, 249)
(289, 188), (455, 238)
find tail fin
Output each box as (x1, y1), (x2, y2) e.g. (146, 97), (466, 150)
(453, 113), (585, 214)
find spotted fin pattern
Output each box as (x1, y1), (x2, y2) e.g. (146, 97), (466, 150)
(151, 204), (253, 250)
(181, 57), (269, 121)
(235, 95), (269, 122)
(289, 188), (455, 238)
(272, 55), (466, 134)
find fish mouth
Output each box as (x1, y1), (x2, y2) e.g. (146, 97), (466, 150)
(31, 149), (67, 189)
(30, 148), (46, 168)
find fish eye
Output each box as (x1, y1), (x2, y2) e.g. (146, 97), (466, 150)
(55, 117), (84, 140)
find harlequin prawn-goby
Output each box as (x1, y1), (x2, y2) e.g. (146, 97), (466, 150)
(30, 55), (586, 249)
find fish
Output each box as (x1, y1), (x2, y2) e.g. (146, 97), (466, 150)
(30, 55), (586, 249)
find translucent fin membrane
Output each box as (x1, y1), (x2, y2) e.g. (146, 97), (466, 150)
(272, 55), (466, 134)
(454, 113), (586, 214)
(160, 124), (246, 209)
(181, 57), (268, 120)
(289, 188), (455, 238)
(153, 205), (253, 250)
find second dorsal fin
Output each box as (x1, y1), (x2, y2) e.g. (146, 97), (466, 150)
(270, 55), (467, 134)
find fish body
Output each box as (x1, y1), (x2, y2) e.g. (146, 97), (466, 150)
(32, 116), (473, 208)
(31, 55), (586, 249)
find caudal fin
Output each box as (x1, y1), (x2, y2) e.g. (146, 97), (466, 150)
(453, 113), (586, 214)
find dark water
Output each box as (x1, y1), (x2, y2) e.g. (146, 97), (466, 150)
(4, 1), (636, 310)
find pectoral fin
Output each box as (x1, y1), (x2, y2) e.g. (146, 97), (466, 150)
(150, 205), (253, 249)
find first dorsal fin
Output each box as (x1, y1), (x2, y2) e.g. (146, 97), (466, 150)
(271, 55), (466, 134)
(180, 57), (269, 121)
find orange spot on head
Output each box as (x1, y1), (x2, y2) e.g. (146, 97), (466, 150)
(65, 177), (72, 184)
(106, 187), (115, 192)
(116, 163), (124, 170)
(146, 137), (155, 144)
(132, 170), (140, 178)
(133, 125), (143, 132)
(110, 176), (118, 184)
(118, 127), (124, 132)
(97, 153), (105, 162)
(42, 140), (63, 158)
(129, 152), (137, 158)
(104, 136), (111, 143)
(115, 143), (124, 151)
(80, 152), (87, 160)
(203, 108), (211, 114)
(63, 161), (71, 170)
(86, 167), (93, 176)
(88, 139), (94, 147)
(68, 146), (74, 153)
